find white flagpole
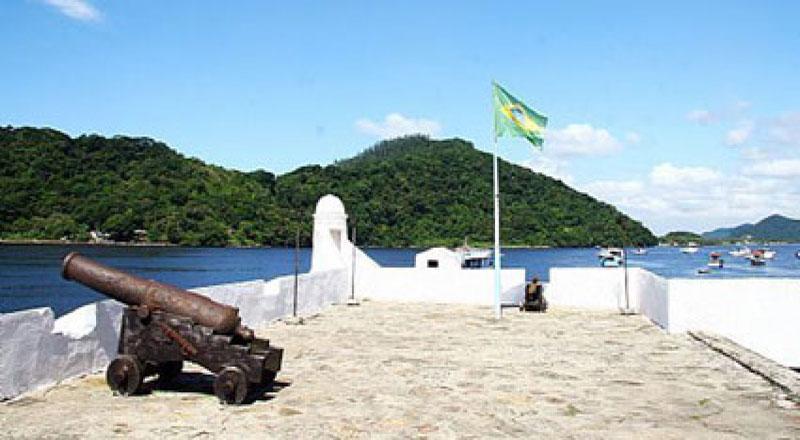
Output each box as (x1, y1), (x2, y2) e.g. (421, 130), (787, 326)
(493, 136), (502, 319)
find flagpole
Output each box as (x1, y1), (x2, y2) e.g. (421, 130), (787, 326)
(493, 136), (502, 320)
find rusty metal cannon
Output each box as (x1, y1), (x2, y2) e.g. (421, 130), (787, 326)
(62, 252), (283, 404)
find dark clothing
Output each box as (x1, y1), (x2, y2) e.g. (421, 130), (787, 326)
(521, 281), (547, 312)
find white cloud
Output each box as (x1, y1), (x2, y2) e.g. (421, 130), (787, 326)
(744, 159), (800, 177)
(625, 131), (642, 144)
(579, 160), (800, 235)
(42, 0), (101, 21)
(725, 120), (753, 146)
(544, 124), (621, 156)
(355, 113), (441, 139)
(649, 162), (721, 187)
(768, 112), (800, 146)
(685, 109), (716, 124)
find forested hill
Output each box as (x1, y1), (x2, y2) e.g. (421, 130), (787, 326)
(0, 127), (656, 247)
(702, 214), (800, 241)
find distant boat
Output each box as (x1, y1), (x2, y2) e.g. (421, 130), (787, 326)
(729, 246), (751, 258)
(455, 238), (493, 269)
(796, 250), (800, 260)
(707, 252), (724, 268)
(748, 250), (767, 266)
(598, 248), (624, 267)
(632, 247), (648, 255)
(680, 243), (700, 254)
(756, 249), (776, 260)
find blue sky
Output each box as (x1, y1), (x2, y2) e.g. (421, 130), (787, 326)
(3, 1), (800, 234)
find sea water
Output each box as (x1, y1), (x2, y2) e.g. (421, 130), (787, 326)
(1, 244), (799, 316)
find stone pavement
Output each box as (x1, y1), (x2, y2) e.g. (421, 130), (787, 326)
(1, 301), (798, 439)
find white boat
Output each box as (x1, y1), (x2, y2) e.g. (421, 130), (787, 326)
(680, 244), (700, 254)
(455, 239), (493, 269)
(598, 248), (624, 267)
(632, 247), (648, 255)
(729, 246), (751, 258)
(757, 249), (776, 260)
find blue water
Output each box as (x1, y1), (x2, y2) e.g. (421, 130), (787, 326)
(2, 244), (799, 316)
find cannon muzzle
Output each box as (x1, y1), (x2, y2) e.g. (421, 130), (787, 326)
(62, 252), (249, 338)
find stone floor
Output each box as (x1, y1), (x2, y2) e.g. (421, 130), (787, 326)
(1, 301), (798, 439)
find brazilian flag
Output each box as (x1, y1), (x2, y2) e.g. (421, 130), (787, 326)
(493, 81), (548, 148)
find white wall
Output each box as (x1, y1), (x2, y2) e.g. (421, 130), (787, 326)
(667, 278), (800, 367)
(358, 267), (526, 305)
(0, 268), (349, 400)
(545, 267), (800, 368)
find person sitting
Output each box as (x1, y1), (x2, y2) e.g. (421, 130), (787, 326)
(521, 276), (547, 312)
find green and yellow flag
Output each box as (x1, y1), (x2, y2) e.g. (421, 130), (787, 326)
(493, 81), (548, 148)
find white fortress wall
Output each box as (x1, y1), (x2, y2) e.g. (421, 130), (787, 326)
(667, 278), (800, 367)
(546, 267), (800, 367)
(545, 268), (629, 310)
(357, 267), (526, 305)
(310, 194), (525, 305)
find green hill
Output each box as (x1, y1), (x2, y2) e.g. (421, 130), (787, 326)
(0, 127), (656, 247)
(702, 214), (800, 241)
(659, 231), (706, 245)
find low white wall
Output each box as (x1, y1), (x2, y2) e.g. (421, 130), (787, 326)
(0, 268), (349, 400)
(0, 301), (123, 400)
(357, 267), (526, 305)
(546, 267), (800, 367)
(667, 278), (800, 367)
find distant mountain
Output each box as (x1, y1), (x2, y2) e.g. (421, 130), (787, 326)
(0, 126), (657, 247)
(702, 214), (800, 241)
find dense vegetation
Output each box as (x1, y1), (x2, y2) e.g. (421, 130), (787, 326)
(0, 127), (657, 247)
(702, 214), (800, 241)
(659, 231), (707, 245)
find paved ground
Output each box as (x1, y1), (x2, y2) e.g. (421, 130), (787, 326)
(1, 301), (798, 439)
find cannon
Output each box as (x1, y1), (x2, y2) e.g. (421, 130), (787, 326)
(62, 252), (283, 404)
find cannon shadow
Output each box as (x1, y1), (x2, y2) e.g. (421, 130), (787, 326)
(135, 372), (291, 404)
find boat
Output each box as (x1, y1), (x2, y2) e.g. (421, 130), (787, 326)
(697, 268), (712, 275)
(729, 246), (751, 258)
(756, 249), (776, 260)
(707, 252), (724, 268)
(795, 250), (800, 260)
(632, 247), (648, 255)
(598, 248), (624, 267)
(680, 243), (700, 254)
(747, 250), (767, 266)
(454, 239), (493, 269)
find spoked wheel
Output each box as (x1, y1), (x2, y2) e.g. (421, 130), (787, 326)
(156, 360), (183, 385)
(106, 355), (143, 396)
(213, 366), (249, 404)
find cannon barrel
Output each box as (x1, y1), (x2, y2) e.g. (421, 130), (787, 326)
(62, 252), (248, 337)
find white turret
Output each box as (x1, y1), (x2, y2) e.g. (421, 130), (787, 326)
(310, 194), (349, 272)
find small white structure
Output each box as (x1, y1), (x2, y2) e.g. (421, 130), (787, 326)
(310, 195), (349, 272)
(415, 247), (462, 270)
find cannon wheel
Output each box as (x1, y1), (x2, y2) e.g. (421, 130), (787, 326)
(156, 360), (183, 385)
(214, 366), (248, 404)
(106, 355), (143, 396)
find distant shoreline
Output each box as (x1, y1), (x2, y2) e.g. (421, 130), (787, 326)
(0, 239), (177, 248)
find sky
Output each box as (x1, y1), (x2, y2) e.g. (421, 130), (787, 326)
(2, 1), (800, 235)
